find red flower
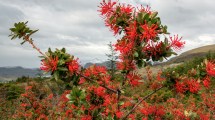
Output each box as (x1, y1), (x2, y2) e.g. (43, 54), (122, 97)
(138, 5), (151, 14)
(173, 109), (185, 119)
(99, 0), (116, 17)
(67, 58), (79, 75)
(203, 76), (210, 88)
(156, 70), (165, 81)
(103, 95), (111, 106)
(114, 38), (134, 55)
(116, 111), (123, 118)
(37, 114), (48, 120)
(25, 86), (33, 90)
(128, 114), (135, 120)
(48, 94), (53, 99)
(199, 113), (210, 120)
(79, 77), (86, 84)
(20, 103), (28, 107)
(116, 59), (136, 71)
(40, 56), (58, 72)
(155, 106), (165, 117)
(140, 108), (149, 116)
(65, 110), (72, 117)
(120, 4), (133, 15)
(206, 61), (215, 77)
(105, 19), (120, 35)
(81, 115), (92, 120)
(169, 35), (185, 51)
(94, 65), (107, 74)
(186, 79), (200, 93)
(94, 86), (106, 97)
(33, 101), (39, 109)
(141, 24), (158, 42)
(21, 93), (28, 97)
(127, 72), (142, 86)
(142, 42), (164, 58)
(126, 21), (137, 41)
(175, 81), (187, 93)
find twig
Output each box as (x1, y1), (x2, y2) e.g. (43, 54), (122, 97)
(24, 36), (46, 57)
(122, 86), (164, 119)
(79, 74), (118, 93)
(117, 89), (121, 110)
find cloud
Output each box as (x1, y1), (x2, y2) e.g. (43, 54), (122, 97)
(0, 0), (215, 68)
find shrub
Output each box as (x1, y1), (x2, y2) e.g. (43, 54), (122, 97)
(6, 0), (215, 119)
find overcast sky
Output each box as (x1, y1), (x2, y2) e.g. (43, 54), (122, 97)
(0, 0), (215, 68)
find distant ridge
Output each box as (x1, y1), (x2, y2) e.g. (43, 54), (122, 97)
(0, 67), (41, 82)
(84, 61), (115, 69)
(165, 44), (215, 64)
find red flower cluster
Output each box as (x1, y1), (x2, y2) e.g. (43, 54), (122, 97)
(175, 81), (187, 93)
(203, 76), (210, 88)
(141, 24), (158, 42)
(126, 21), (137, 41)
(116, 56), (136, 71)
(114, 38), (134, 55)
(67, 58), (79, 75)
(99, 0), (116, 17)
(138, 5), (151, 14)
(40, 56), (58, 72)
(186, 79), (200, 93)
(85, 85), (118, 118)
(127, 72), (142, 86)
(82, 65), (110, 85)
(169, 35), (185, 51)
(140, 104), (166, 119)
(175, 79), (200, 94)
(206, 61), (215, 77)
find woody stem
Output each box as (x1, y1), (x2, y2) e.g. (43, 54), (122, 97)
(122, 86), (164, 119)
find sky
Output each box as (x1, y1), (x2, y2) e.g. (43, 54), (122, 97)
(0, 0), (215, 68)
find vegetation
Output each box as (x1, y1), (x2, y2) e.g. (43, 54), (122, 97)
(0, 0), (214, 119)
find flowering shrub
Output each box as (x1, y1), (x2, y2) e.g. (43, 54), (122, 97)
(7, 0), (215, 119)
(12, 84), (73, 120)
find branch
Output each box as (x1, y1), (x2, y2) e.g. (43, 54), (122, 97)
(79, 73), (118, 93)
(24, 36), (46, 57)
(122, 86), (164, 119)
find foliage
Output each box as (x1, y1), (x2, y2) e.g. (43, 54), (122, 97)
(0, 83), (24, 100)
(16, 76), (31, 83)
(4, 0), (215, 119)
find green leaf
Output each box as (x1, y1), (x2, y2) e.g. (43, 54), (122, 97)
(171, 52), (177, 55)
(53, 71), (59, 81)
(150, 12), (158, 19)
(159, 57), (164, 62)
(61, 48), (66, 53)
(143, 13), (150, 21)
(156, 17), (161, 25)
(137, 59), (145, 68)
(137, 12), (147, 23)
(58, 67), (68, 71)
(28, 29), (39, 37)
(20, 41), (26, 45)
(134, 51), (139, 58)
(119, 101), (124, 105)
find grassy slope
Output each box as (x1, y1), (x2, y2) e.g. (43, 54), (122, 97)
(165, 44), (215, 64)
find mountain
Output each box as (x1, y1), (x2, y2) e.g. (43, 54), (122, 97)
(0, 67), (42, 82)
(164, 44), (215, 65)
(84, 61), (116, 69)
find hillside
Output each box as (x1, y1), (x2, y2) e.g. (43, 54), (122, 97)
(0, 67), (42, 82)
(84, 61), (116, 69)
(164, 44), (215, 65)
